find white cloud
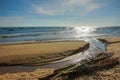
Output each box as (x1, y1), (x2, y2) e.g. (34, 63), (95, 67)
(62, 0), (104, 15)
(32, 4), (57, 15)
(63, 0), (90, 6)
(32, 0), (104, 16)
(85, 3), (103, 13)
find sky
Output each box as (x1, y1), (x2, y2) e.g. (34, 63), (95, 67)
(0, 0), (120, 27)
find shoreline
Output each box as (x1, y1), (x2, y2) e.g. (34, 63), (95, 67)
(0, 40), (85, 45)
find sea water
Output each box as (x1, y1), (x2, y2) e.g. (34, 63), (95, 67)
(0, 26), (120, 44)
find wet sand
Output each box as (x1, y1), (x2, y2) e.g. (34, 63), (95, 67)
(0, 41), (87, 66)
(0, 37), (120, 80)
(0, 41), (87, 57)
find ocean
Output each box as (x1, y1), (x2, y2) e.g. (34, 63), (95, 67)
(0, 26), (120, 44)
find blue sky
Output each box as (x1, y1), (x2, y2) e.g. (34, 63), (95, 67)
(0, 0), (120, 27)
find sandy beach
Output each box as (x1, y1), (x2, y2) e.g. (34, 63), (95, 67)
(0, 41), (87, 66)
(0, 41), (87, 57)
(0, 37), (120, 80)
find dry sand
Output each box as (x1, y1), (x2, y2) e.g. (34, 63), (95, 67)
(0, 69), (54, 80)
(0, 37), (120, 80)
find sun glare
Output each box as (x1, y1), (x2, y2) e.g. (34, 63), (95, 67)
(74, 26), (97, 33)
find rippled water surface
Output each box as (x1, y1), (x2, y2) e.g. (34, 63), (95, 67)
(0, 26), (120, 44)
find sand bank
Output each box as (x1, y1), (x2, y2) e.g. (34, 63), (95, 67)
(0, 41), (87, 66)
(0, 41), (87, 57)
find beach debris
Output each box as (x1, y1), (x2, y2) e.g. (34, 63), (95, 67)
(40, 38), (118, 80)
